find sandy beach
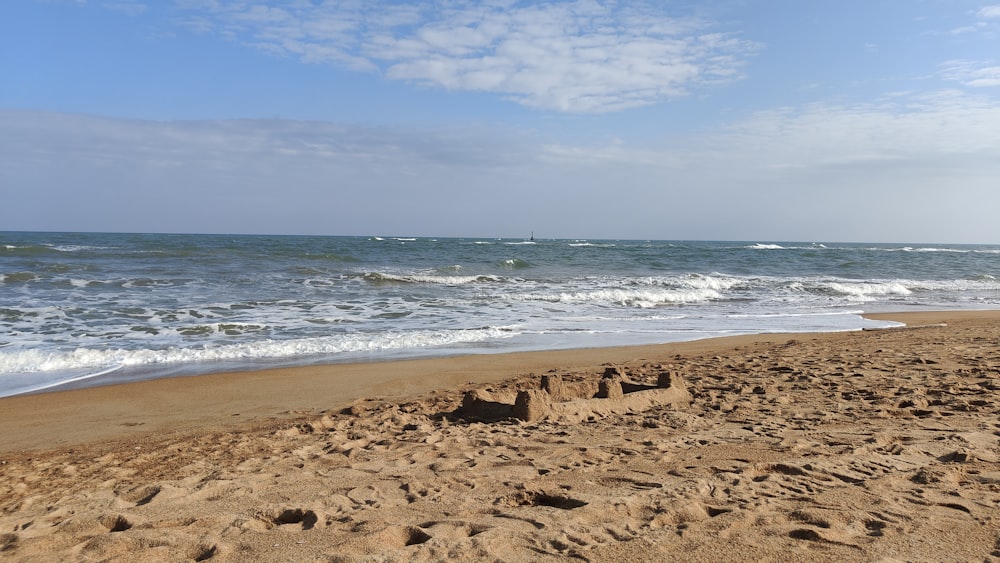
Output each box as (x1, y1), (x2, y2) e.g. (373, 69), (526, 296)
(2, 310), (999, 561)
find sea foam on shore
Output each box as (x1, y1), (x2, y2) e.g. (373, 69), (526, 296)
(3, 232), (998, 396)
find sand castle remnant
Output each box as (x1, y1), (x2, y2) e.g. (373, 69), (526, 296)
(459, 366), (692, 423)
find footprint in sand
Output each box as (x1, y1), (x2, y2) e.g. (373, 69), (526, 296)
(330, 522), (432, 555)
(416, 519), (491, 541)
(114, 484), (161, 506)
(497, 489), (588, 510)
(98, 514), (133, 532)
(270, 508), (319, 530)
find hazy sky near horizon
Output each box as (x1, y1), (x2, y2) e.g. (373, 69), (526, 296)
(2, 1), (1000, 242)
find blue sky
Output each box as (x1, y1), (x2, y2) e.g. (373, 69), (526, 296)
(2, 0), (999, 242)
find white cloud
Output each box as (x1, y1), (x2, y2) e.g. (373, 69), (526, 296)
(977, 4), (1000, 18)
(535, 91), (1000, 176)
(717, 92), (1000, 169)
(4, 91), (998, 241)
(939, 4), (1000, 34)
(173, 0), (759, 113)
(946, 23), (987, 35)
(940, 60), (1000, 88)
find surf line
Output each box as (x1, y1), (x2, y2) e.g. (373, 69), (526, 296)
(2, 363), (125, 398)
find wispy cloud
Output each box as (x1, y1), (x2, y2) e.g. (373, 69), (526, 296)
(6, 90), (998, 240)
(718, 91), (1000, 170)
(940, 3), (1000, 34)
(940, 60), (1000, 88)
(493, 90), (1000, 184)
(977, 4), (1000, 18)
(172, 0), (759, 113)
(6, 91), (997, 179)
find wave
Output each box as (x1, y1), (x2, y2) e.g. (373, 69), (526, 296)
(2, 272), (38, 284)
(783, 277), (1000, 302)
(737, 242), (992, 253)
(878, 246), (964, 253)
(631, 274), (743, 292)
(784, 280), (912, 302)
(0, 244), (64, 257)
(742, 242), (832, 251)
(0, 364), (125, 397)
(509, 287), (722, 308)
(866, 246), (1000, 254)
(0, 327), (518, 378)
(50, 244), (111, 252)
(42, 276), (181, 290)
(363, 272), (504, 285)
(568, 242), (617, 248)
(0, 242), (114, 254)
(502, 259), (531, 269)
(725, 309), (867, 319)
(906, 247), (1000, 254)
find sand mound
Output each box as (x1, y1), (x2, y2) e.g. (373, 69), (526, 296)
(456, 367), (692, 423)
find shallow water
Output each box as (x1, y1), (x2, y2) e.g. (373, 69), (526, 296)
(2, 232), (998, 396)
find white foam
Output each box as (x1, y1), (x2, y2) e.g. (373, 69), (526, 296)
(510, 287), (722, 308)
(6, 234), (998, 396)
(365, 272), (501, 285)
(49, 244), (108, 252)
(0, 364), (124, 397)
(725, 309), (867, 319)
(875, 246), (993, 253)
(825, 281), (912, 301)
(0, 327), (518, 376)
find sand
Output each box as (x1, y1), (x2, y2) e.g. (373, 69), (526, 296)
(1, 310), (999, 561)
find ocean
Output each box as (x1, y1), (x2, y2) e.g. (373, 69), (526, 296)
(2, 232), (998, 397)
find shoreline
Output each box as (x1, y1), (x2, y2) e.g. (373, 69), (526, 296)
(0, 309), (989, 453)
(2, 309), (999, 561)
(0, 310), (899, 400)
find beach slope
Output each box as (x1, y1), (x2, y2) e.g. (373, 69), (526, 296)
(1, 311), (999, 561)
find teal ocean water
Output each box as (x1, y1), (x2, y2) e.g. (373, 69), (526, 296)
(2, 232), (999, 396)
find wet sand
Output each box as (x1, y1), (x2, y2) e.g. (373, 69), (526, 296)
(1, 310), (999, 561)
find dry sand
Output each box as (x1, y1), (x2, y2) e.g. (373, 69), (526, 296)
(1, 310), (999, 561)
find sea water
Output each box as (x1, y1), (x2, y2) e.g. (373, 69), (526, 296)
(2, 232), (998, 397)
